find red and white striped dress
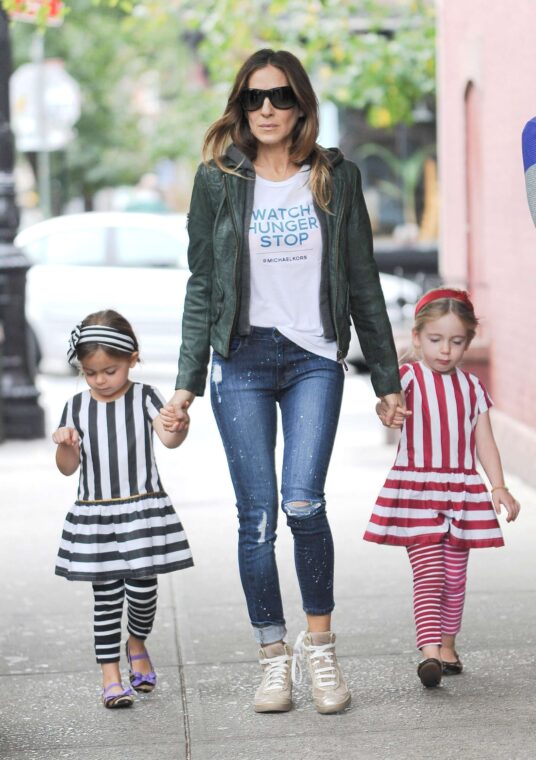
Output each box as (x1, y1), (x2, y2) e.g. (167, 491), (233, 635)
(363, 361), (504, 548)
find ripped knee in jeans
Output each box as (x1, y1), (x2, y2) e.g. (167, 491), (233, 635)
(282, 499), (324, 519)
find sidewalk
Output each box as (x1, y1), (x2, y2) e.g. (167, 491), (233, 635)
(1, 371), (535, 760)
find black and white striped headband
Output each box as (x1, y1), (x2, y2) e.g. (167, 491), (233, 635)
(67, 323), (136, 365)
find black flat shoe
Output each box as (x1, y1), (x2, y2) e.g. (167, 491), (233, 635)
(442, 655), (463, 675)
(417, 658), (442, 687)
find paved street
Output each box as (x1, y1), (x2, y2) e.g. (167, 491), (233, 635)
(1, 366), (535, 760)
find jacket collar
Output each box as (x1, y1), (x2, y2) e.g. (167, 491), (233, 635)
(223, 144), (345, 176)
(223, 145), (256, 177)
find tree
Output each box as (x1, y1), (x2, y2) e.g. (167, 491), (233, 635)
(6, 0), (220, 206)
(5, 0), (436, 127)
(2, 0), (436, 205)
(174, 0), (436, 127)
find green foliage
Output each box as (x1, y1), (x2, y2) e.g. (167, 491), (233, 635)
(8, 0), (221, 203)
(6, 0), (436, 126)
(172, 0), (436, 127)
(4, 0), (436, 204)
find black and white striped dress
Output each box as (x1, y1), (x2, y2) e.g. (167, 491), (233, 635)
(55, 383), (193, 581)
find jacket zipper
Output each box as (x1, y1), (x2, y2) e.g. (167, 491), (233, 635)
(223, 174), (241, 354)
(333, 185), (346, 363)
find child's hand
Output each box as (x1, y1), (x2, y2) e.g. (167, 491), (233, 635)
(389, 408), (410, 428)
(154, 404), (190, 448)
(161, 403), (190, 433)
(160, 405), (178, 430)
(492, 487), (521, 523)
(53, 426), (80, 475)
(52, 427), (80, 447)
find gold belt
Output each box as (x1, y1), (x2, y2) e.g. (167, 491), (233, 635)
(76, 491), (166, 505)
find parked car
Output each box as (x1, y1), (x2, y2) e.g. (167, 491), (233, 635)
(16, 212), (189, 373)
(346, 272), (421, 369)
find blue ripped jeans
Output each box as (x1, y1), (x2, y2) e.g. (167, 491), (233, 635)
(210, 327), (344, 645)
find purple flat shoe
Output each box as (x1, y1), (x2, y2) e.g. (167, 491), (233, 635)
(126, 642), (157, 693)
(102, 682), (135, 709)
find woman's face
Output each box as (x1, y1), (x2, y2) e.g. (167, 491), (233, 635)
(245, 65), (302, 151)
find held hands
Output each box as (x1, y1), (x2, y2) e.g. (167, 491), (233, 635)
(376, 393), (412, 429)
(52, 426), (80, 447)
(491, 487), (521, 523)
(161, 404), (191, 433)
(161, 389), (195, 433)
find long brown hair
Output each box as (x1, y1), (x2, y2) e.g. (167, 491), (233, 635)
(203, 49), (333, 211)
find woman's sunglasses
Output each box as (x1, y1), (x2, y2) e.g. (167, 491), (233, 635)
(239, 86), (298, 112)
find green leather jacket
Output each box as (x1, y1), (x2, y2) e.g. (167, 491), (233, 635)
(176, 145), (401, 398)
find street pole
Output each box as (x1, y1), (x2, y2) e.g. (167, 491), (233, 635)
(0, 6), (45, 439)
(32, 31), (52, 219)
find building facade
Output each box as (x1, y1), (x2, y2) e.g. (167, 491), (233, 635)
(437, 0), (536, 484)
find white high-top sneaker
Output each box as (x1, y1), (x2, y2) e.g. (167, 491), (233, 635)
(293, 631), (351, 714)
(254, 641), (293, 713)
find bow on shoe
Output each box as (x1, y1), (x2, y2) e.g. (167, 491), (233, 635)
(125, 642), (157, 693)
(130, 670), (157, 688)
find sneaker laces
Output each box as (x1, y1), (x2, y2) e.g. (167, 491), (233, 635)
(291, 630), (338, 688)
(259, 652), (291, 692)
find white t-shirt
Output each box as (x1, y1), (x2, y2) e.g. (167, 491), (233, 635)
(248, 167), (338, 361)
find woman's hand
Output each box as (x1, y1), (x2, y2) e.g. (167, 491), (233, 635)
(161, 390), (195, 432)
(491, 487), (521, 523)
(376, 393), (411, 429)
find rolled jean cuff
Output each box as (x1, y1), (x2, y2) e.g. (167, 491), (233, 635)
(303, 604), (335, 616)
(253, 623), (288, 645)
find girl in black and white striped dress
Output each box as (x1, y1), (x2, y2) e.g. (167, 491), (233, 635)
(53, 310), (193, 709)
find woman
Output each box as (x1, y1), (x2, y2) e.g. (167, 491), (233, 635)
(163, 49), (404, 714)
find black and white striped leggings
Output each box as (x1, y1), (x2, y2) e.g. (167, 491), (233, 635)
(92, 577), (158, 663)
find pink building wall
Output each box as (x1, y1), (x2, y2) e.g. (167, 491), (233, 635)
(437, 0), (536, 471)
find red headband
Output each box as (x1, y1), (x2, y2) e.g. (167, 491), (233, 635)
(415, 288), (474, 316)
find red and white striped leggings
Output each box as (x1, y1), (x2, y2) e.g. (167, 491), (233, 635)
(406, 542), (470, 649)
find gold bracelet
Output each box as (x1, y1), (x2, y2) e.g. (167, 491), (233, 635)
(491, 485), (509, 493)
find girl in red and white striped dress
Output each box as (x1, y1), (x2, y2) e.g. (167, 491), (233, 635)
(364, 288), (520, 688)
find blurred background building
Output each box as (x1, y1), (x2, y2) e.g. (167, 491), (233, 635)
(437, 0), (536, 485)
